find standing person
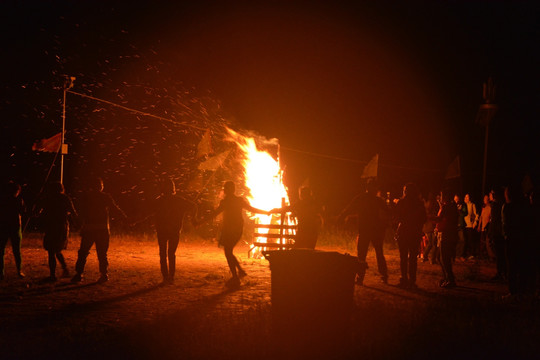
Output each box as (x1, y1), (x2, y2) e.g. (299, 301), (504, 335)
(0, 181), (26, 280)
(502, 183), (535, 301)
(489, 188), (506, 281)
(436, 190), (459, 288)
(463, 194), (478, 259)
(530, 188), (540, 299)
(454, 194), (468, 260)
(71, 178), (127, 283)
(422, 193), (440, 264)
(152, 178), (197, 285)
(271, 186), (323, 250)
(339, 179), (388, 285)
(394, 183), (426, 289)
(36, 182), (77, 282)
(476, 194), (492, 259)
(209, 181), (269, 288)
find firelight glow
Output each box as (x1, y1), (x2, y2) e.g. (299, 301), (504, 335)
(226, 127), (295, 255)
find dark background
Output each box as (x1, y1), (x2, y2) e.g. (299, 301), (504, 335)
(1, 1), (539, 213)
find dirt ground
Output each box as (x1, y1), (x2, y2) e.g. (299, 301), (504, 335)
(0, 234), (538, 360)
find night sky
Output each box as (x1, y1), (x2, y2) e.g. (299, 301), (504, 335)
(2, 1), (539, 211)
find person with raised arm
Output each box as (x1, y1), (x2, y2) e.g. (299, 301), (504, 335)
(209, 181), (269, 288)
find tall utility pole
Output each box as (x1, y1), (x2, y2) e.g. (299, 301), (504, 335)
(60, 76), (75, 184)
(476, 77), (497, 195)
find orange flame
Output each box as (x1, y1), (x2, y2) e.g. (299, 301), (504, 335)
(226, 127), (295, 257)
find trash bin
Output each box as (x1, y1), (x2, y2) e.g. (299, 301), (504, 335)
(264, 249), (358, 351)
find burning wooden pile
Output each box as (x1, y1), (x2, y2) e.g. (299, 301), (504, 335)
(226, 128), (297, 258)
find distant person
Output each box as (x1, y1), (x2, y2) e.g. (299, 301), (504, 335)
(35, 182), (77, 282)
(152, 178), (197, 285)
(271, 186), (323, 250)
(209, 181), (269, 288)
(530, 185), (540, 299)
(422, 193), (440, 264)
(476, 194), (491, 259)
(436, 190), (459, 288)
(463, 194), (478, 259)
(454, 194), (468, 260)
(394, 183), (426, 289)
(339, 179), (388, 285)
(71, 178), (127, 283)
(489, 188), (506, 281)
(502, 182), (535, 301)
(0, 181), (26, 280)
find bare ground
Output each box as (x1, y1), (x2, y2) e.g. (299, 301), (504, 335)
(0, 235), (538, 360)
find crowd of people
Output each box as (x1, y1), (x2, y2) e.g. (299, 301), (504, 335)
(0, 177), (270, 289)
(341, 178), (540, 302)
(0, 176), (539, 300)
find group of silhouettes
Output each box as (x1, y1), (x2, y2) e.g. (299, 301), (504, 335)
(340, 178), (540, 302)
(0, 177), (318, 288)
(0, 178), (127, 284)
(1, 176), (539, 298)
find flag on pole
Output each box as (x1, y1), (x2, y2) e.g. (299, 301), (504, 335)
(445, 156), (460, 179)
(361, 154), (379, 179)
(198, 150), (231, 171)
(197, 129), (213, 158)
(32, 132), (62, 153)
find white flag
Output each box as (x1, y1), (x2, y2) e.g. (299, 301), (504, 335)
(361, 154), (378, 179)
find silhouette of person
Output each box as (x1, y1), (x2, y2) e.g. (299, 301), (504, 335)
(463, 194), (479, 259)
(394, 183), (427, 289)
(339, 179), (388, 285)
(489, 187), (506, 281)
(209, 181), (269, 288)
(35, 182), (77, 282)
(152, 178), (197, 285)
(476, 194), (492, 259)
(454, 194), (468, 260)
(0, 181), (26, 280)
(502, 182), (535, 301)
(271, 186), (323, 249)
(422, 193), (440, 264)
(71, 178), (126, 283)
(436, 189), (459, 288)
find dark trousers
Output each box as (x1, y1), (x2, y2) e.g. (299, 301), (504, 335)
(423, 231), (438, 262)
(48, 251), (67, 277)
(356, 233), (388, 283)
(492, 235), (507, 278)
(479, 230), (489, 259)
(157, 230), (180, 280)
(506, 241), (535, 296)
(439, 233), (457, 283)
(75, 229), (109, 275)
(0, 228), (22, 276)
(464, 227), (478, 257)
(224, 244), (243, 278)
(397, 236), (421, 284)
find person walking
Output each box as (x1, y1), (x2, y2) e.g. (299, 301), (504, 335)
(339, 179), (388, 285)
(35, 182), (77, 282)
(0, 181), (26, 280)
(71, 178), (126, 283)
(436, 190), (459, 288)
(152, 178), (197, 284)
(209, 181), (269, 288)
(394, 183), (426, 289)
